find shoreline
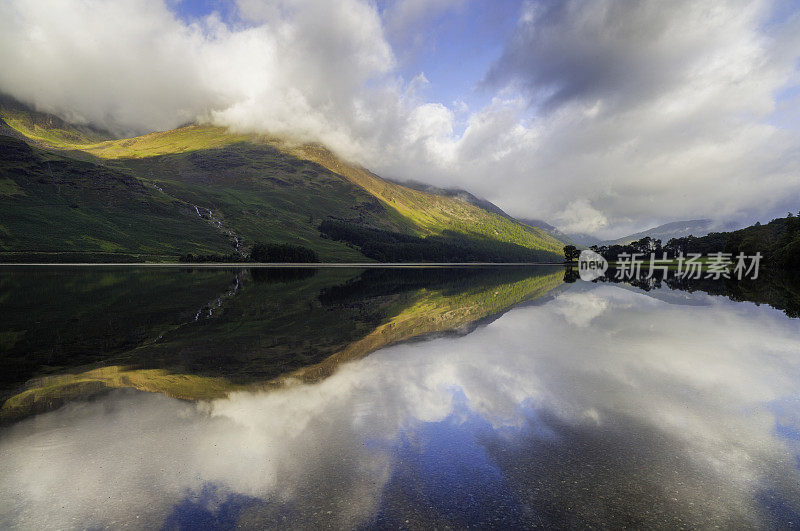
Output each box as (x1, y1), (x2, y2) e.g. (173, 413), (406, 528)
(0, 262), (567, 268)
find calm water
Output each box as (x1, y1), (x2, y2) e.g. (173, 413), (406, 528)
(1, 266), (799, 529)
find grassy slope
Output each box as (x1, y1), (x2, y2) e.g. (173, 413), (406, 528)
(0, 123), (371, 261)
(290, 143), (564, 255)
(0, 100), (566, 260)
(0, 135), (234, 257)
(115, 142), (404, 261)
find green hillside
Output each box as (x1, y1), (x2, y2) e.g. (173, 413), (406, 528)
(0, 135), (236, 260)
(0, 99), (566, 262)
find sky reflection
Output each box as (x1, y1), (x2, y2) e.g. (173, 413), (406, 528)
(2, 283), (799, 528)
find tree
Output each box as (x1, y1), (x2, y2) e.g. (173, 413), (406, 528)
(563, 245), (580, 261)
(249, 242), (319, 263)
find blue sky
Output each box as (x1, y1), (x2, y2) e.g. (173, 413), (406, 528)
(169, 0), (522, 127)
(378, 0), (522, 115)
(169, 0), (240, 23)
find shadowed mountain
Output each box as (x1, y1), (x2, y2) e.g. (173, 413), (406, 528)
(0, 135), (233, 260)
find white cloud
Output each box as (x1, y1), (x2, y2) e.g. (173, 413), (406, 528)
(0, 0), (213, 134)
(552, 199), (609, 234)
(452, 0), (800, 235)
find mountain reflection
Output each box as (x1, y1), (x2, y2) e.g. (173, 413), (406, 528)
(0, 266), (564, 422)
(1, 280), (799, 529)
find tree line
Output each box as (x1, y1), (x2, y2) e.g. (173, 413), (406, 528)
(563, 212), (800, 270)
(179, 242), (319, 263)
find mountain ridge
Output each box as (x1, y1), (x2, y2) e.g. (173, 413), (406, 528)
(0, 98), (566, 262)
(602, 219), (715, 246)
(518, 218), (719, 248)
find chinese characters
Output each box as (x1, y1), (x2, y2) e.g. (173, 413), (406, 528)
(613, 252), (761, 280)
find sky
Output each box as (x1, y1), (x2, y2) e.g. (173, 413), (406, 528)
(1, 0), (799, 237)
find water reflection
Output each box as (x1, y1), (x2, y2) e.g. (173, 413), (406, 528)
(0, 266), (564, 422)
(1, 276), (799, 528)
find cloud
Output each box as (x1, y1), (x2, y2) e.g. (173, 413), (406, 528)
(0, 0), (395, 145)
(552, 289), (610, 327)
(0, 0), (214, 134)
(208, 0), (395, 153)
(0, 0), (799, 235)
(484, 1), (767, 112)
(552, 198), (609, 234)
(424, 0), (800, 236)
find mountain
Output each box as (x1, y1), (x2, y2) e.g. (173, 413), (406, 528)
(603, 219), (714, 246)
(515, 218), (717, 249)
(387, 179), (513, 219)
(0, 97), (566, 262)
(518, 218), (585, 246)
(520, 219), (717, 249)
(383, 186), (586, 253)
(351, 184), (713, 253)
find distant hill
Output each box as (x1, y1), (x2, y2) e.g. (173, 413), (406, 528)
(666, 214), (800, 269)
(603, 219), (715, 245)
(518, 218), (583, 246)
(0, 96), (566, 262)
(517, 219), (717, 249)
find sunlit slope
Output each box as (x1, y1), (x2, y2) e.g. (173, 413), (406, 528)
(0, 96), (112, 147)
(82, 125), (252, 158)
(38, 123), (564, 258)
(289, 143), (564, 254)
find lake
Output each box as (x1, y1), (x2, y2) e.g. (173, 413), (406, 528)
(1, 266), (799, 529)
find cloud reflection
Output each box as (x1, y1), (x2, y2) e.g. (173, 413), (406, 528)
(1, 284), (800, 528)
